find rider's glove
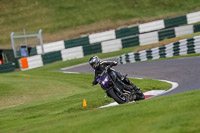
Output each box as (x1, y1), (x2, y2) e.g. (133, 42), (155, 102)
(92, 80), (98, 86)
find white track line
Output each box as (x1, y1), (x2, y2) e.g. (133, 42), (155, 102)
(62, 71), (80, 74)
(152, 79), (179, 97)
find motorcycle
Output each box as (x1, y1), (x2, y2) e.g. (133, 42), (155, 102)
(96, 65), (145, 104)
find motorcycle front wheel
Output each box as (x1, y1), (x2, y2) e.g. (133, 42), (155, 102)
(107, 88), (126, 104)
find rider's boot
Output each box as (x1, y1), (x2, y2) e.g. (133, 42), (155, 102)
(122, 77), (140, 91)
(117, 78), (134, 92)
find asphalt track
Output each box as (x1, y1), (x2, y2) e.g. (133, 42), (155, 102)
(61, 56), (200, 96)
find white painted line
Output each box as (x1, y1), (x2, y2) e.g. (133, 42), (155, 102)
(99, 101), (135, 109)
(144, 90), (166, 95)
(151, 79), (179, 97)
(62, 71), (80, 74)
(99, 102), (119, 108)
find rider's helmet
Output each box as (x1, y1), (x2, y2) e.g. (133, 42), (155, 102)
(89, 56), (100, 69)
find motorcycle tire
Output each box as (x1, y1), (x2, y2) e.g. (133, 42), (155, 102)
(107, 88), (126, 104)
(135, 90), (145, 101)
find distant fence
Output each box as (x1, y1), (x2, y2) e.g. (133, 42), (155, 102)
(118, 36), (200, 64)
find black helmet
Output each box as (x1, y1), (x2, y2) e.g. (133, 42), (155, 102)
(89, 56), (100, 69)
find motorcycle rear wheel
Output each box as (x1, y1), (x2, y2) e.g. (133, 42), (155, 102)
(135, 90), (145, 101)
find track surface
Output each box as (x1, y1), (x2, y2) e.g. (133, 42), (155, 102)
(61, 56), (200, 96)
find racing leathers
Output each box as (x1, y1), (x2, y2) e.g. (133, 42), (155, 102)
(92, 60), (137, 91)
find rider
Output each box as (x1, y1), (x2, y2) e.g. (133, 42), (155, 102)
(89, 56), (139, 92)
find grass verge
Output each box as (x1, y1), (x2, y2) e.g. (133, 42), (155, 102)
(1, 0), (200, 48)
(1, 87), (200, 133)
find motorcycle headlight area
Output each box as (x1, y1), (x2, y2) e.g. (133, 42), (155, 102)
(102, 76), (109, 85)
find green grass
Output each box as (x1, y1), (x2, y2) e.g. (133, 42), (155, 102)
(0, 51), (172, 132)
(1, 0), (200, 48)
(1, 85), (200, 133)
(1, 1), (200, 132)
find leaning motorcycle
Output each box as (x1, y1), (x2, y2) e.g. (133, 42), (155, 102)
(96, 66), (145, 104)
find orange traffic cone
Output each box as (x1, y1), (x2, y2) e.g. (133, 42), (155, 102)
(83, 99), (87, 107)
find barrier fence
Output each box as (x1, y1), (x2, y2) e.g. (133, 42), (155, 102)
(18, 23), (200, 71)
(118, 36), (200, 64)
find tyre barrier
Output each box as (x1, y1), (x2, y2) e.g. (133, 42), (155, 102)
(118, 36), (200, 64)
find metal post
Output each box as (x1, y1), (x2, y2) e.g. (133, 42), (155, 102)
(38, 29), (44, 55)
(10, 32), (17, 58)
(10, 29), (44, 58)
(24, 29), (28, 47)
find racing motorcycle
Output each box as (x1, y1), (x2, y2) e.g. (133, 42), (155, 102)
(96, 66), (145, 104)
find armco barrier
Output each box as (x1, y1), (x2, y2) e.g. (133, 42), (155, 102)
(116, 11), (199, 38)
(118, 36), (200, 64)
(18, 23), (200, 71)
(42, 51), (62, 65)
(120, 23), (200, 49)
(121, 36), (139, 48)
(158, 29), (175, 41)
(25, 11), (200, 55)
(116, 27), (139, 38)
(62, 11), (200, 48)
(89, 30), (116, 44)
(83, 43), (102, 56)
(64, 36), (89, 49)
(61, 46), (84, 61)
(29, 23), (200, 58)
(19, 55), (43, 71)
(186, 11), (200, 24)
(164, 16), (187, 28)
(36, 41), (65, 55)
(101, 39), (122, 53)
